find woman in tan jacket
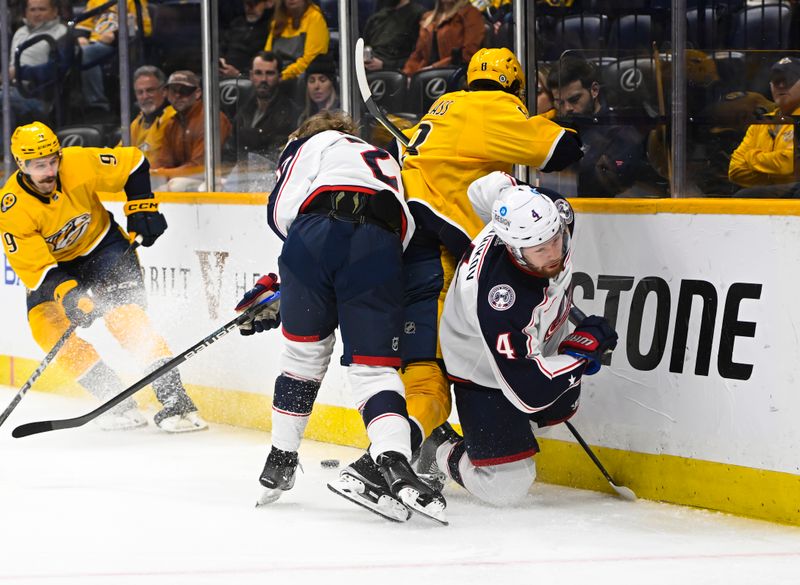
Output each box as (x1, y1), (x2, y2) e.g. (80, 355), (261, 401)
(402, 0), (484, 76)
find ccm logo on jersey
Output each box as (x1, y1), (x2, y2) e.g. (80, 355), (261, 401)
(44, 213), (91, 252)
(123, 200), (159, 215)
(562, 332), (598, 350)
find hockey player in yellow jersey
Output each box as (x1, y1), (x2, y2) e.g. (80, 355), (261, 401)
(0, 122), (207, 432)
(391, 48), (583, 464)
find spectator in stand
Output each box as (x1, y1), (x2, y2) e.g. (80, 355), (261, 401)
(219, 0), (275, 79)
(232, 51), (299, 161)
(264, 0), (329, 81)
(126, 65), (175, 166)
(297, 55), (339, 126)
(6, 0), (67, 125)
(362, 0), (426, 72)
(547, 55), (660, 197)
(728, 56), (800, 197)
(151, 70), (232, 192)
(75, 0), (152, 115)
(402, 0), (484, 76)
(535, 66), (555, 118)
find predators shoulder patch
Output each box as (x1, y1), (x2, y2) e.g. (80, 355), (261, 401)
(1, 193), (16, 213)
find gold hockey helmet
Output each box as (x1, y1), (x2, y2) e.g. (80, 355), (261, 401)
(11, 121), (61, 169)
(467, 48), (525, 97)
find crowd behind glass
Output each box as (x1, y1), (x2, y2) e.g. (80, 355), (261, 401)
(4, 0), (799, 198)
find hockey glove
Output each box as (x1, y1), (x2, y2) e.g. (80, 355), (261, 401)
(124, 194), (167, 247)
(55, 279), (96, 328)
(235, 273), (280, 336)
(558, 315), (618, 375)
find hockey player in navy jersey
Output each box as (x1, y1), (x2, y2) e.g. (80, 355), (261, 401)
(416, 171), (618, 506)
(235, 111), (446, 523)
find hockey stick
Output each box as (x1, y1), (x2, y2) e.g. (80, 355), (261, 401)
(354, 37), (410, 147)
(12, 290), (280, 438)
(0, 236), (143, 430)
(566, 304), (636, 500)
(564, 420), (636, 501)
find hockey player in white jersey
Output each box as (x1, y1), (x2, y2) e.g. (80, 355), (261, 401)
(415, 171), (618, 506)
(235, 111), (446, 523)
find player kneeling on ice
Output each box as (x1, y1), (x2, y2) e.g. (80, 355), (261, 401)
(415, 171), (618, 507)
(236, 111), (446, 523)
(0, 122), (207, 433)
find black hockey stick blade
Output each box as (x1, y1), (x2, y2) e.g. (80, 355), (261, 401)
(564, 421), (637, 501)
(12, 291), (280, 439)
(354, 38), (410, 147)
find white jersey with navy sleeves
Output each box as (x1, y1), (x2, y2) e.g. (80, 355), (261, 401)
(266, 130), (415, 249)
(440, 176), (585, 414)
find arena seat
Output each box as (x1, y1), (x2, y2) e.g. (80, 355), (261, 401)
(219, 78), (254, 120)
(407, 67), (457, 115)
(366, 70), (408, 113)
(729, 4), (793, 49)
(56, 125), (105, 148)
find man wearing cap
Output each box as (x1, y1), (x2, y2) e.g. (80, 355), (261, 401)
(729, 56), (800, 197)
(152, 70), (232, 191)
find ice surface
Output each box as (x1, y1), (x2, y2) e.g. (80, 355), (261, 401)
(1, 387), (798, 585)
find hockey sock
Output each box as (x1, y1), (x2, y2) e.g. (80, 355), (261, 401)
(77, 360), (125, 400)
(361, 390), (412, 461)
(271, 374), (320, 453)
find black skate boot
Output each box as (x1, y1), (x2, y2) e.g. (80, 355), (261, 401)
(78, 361), (147, 431)
(327, 452), (411, 522)
(377, 451), (448, 525)
(414, 422), (463, 489)
(256, 446), (299, 506)
(151, 361), (208, 432)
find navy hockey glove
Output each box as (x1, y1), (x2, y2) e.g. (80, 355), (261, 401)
(55, 279), (96, 328)
(558, 315), (618, 375)
(124, 194), (167, 247)
(235, 273), (281, 336)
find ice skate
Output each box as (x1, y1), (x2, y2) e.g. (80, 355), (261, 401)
(414, 421), (462, 491)
(151, 361), (208, 433)
(328, 452), (411, 522)
(154, 394), (207, 433)
(256, 447), (299, 506)
(377, 450), (448, 525)
(94, 399), (147, 431)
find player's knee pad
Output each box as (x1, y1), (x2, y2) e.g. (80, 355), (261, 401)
(27, 302), (100, 378)
(279, 334), (335, 381)
(103, 304), (171, 363)
(347, 364), (404, 407)
(463, 458), (537, 507)
(402, 360), (452, 437)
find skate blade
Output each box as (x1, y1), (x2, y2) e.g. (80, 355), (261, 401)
(255, 487), (284, 507)
(156, 412), (209, 433)
(398, 487), (448, 526)
(328, 475), (410, 523)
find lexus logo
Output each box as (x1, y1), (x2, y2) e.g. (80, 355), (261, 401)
(220, 84), (239, 105)
(619, 67), (644, 92)
(424, 77), (447, 100)
(60, 134), (84, 147)
(369, 79), (386, 100)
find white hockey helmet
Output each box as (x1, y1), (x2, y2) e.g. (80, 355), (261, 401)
(491, 185), (569, 269)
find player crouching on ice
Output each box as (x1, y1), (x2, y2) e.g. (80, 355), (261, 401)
(0, 122), (207, 432)
(415, 171), (618, 506)
(235, 111), (447, 524)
